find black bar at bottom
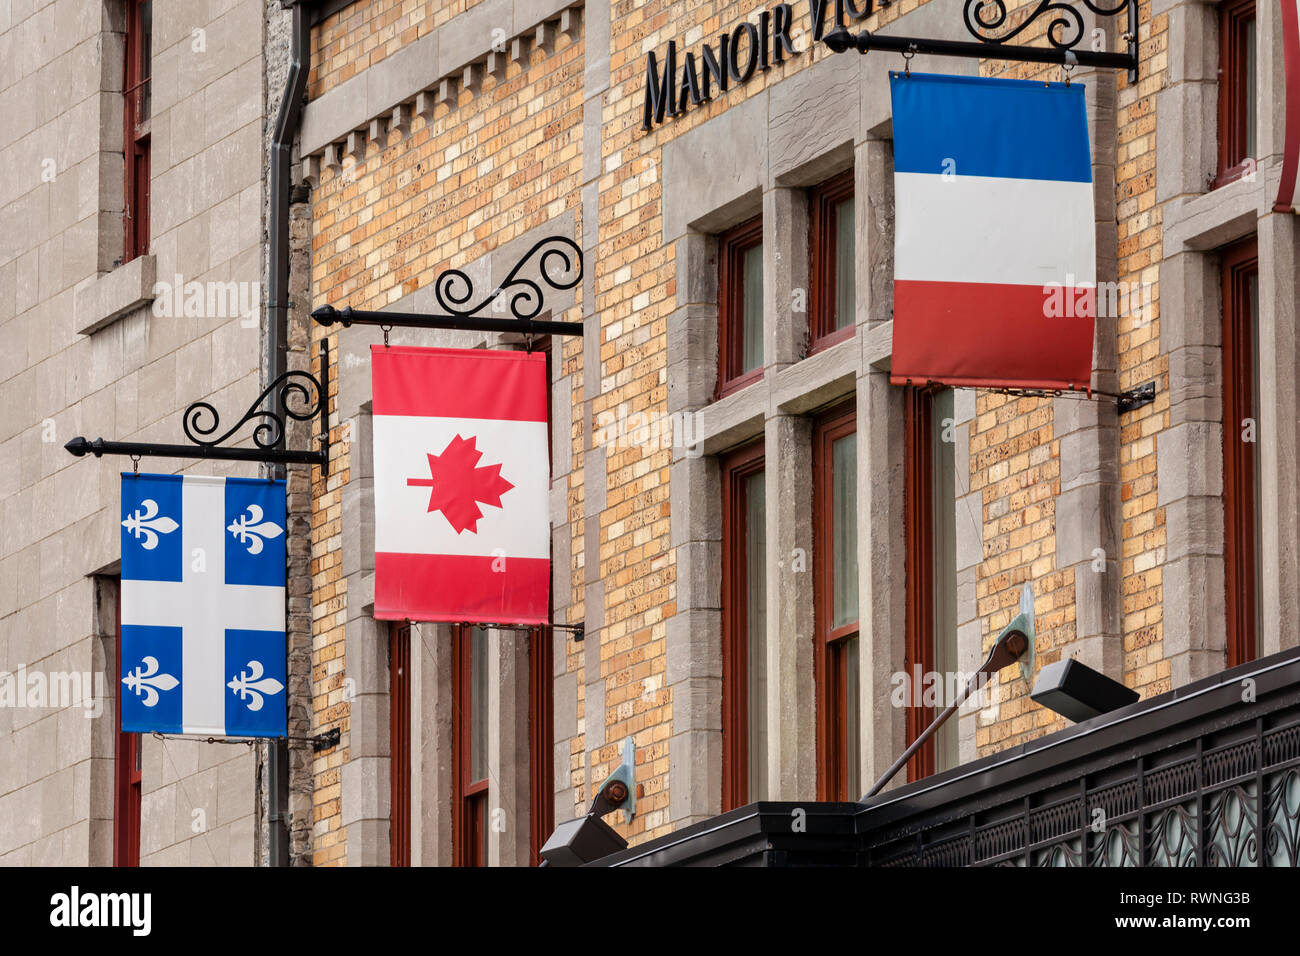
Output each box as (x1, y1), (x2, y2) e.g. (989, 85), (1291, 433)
(312, 304), (584, 338)
(64, 436), (326, 467)
(825, 28), (1139, 75)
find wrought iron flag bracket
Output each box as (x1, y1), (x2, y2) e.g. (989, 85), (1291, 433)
(312, 235), (584, 339)
(824, 0), (1140, 83)
(64, 339), (332, 474)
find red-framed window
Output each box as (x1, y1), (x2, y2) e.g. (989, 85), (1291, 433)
(1221, 237), (1260, 667)
(112, 581), (141, 867)
(813, 401), (860, 801)
(389, 623), (411, 867)
(123, 0), (152, 262)
(717, 216), (765, 398)
(527, 336), (555, 865)
(903, 387), (959, 780)
(721, 440), (766, 810)
(528, 624), (553, 865)
(1215, 0), (1257, 187)
(809, 169), (856, 353)
(453, 624), (490, 866)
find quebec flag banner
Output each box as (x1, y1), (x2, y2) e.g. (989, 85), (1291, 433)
(889, 72), (1097, 392)
(120, 473), (287, 737)
(371, 346), (550, 625)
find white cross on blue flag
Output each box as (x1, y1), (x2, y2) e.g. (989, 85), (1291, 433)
(119, 473), (287, 737)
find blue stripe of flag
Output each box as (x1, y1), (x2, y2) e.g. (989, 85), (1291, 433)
(890, 72), (1092, 183)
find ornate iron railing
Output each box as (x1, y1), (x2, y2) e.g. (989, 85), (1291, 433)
(859, 647), (1300, 867)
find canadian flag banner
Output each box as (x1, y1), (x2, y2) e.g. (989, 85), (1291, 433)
(371, 346), (550, 625)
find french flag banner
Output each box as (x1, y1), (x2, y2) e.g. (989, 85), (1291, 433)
(890, 72), (1097, 391)
(120, 473), (287, 737)
(371, 346), (550, 625)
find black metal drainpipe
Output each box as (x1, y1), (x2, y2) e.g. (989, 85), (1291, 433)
(267, 0), (311, 868)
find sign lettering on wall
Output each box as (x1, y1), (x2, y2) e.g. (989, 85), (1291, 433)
(642, 1), (874, 129)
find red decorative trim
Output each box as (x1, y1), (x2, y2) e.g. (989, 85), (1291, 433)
(809, 168), (857, 354)
(812, 401), (858, 802)
(389, 623), (411, 867)
(1276, 0), (1300, 211)
(112, 580), (141, 868)
(720, 440), (765, 811)
(1214, 0), (1258, 189)
(1221, 237), (1259, 668)
(903, 387), (937, 782)
(717, 216), (765, 398)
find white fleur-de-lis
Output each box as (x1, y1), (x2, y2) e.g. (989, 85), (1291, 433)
(226, 504), (284, 556)
(122, 499), (179, 551)
(227, 660), (284, 712)
(122, 655), (180, 707)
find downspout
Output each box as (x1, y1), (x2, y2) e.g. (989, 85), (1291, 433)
(267, 0), (311, 868)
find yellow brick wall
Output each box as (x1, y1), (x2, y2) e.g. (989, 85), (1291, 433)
(305, 0), (1182, 853)
(311, 0), (493, 99)
(307, 19), (586, 864)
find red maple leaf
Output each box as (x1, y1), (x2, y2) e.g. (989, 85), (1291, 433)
(406, 434), (515, 534)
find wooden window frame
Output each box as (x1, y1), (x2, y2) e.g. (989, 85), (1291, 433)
(813, 401), (859, 801)
(389, 623), (411, 867)
(112, 581), (141, 867)
(528, 624), (553, 865)
(721, 440), (765, 811)
(123, 0), (152, 262)
(452, 625), (489, 867)
(808, 169), (857, 354)
(1215, 0), (1257, 188)
(1222, 236), (1260, 668)
(717, 216), (765, 399)
(903, 386), (938, 781)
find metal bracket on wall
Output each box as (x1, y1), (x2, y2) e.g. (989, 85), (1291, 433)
(310, 727), (342, 753)
(64, 339), (332, 474)
(311, 236), (584, 339)
(824, 0), (1140, 84)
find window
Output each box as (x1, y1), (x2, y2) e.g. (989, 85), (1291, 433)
(124, 0), (152, 262)
(903, 387), (959, 780)
(528, 626), (554, 865)
(1221, 237), (1260, 667)
(721, 441), (767, 810)
(809, 169), (856, 352)
(528, 337), (554, 865)
(453, 624), (490, 866)
(390, 623), (411, 867)
(814, 402), (860, 801)
(1215, 0), (1257, 187)
(717, 216), (764, 397)
(111, 579), (141, 867)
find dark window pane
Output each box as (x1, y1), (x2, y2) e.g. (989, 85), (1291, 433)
(832, 433), (858, 628)
(845, 635), (860, 798)
(834, 197), (855, 331)
(470, 626), (489, 783)
(742, 242), (764, 373)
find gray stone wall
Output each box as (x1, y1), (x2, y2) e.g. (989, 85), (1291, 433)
(0, 0), (273, 865)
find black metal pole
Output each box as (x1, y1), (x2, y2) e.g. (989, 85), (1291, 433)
(863, 627), (1029, 799)
(824, 26), (1139, 76)
(64, 436), (325, 467)
(267, 0), (311, 870)
(311, 304), (585, 338)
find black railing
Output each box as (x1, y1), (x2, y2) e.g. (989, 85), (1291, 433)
(859, 647), (1300, 867)
(593, 646), (1300, 867)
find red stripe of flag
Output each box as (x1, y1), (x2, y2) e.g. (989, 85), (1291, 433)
(371, 346), (549, 421)
(891, 279), (1096, 391)
(374, 552), (550, 625)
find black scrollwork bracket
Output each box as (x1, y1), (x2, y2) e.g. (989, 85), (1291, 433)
(825, 0), (1139, 84)
(311, 235), (584, 338)
(65, 339), (331, 475)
